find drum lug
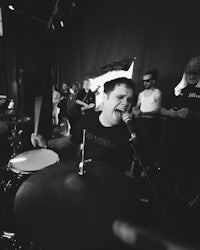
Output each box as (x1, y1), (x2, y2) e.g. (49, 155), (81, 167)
(3, 179), (12, 192)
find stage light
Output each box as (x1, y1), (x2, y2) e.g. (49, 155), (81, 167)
(8, 3), (47, 25)
(8, 4), (15, 11)
(60, 20), (64, 27)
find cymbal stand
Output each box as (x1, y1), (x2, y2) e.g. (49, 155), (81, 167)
(78, 129), (92, 175)
(9, 119), (23, 158)
(79, 129), (86, 176)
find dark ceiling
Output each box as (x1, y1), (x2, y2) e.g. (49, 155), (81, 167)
(2, 0), (80, 26)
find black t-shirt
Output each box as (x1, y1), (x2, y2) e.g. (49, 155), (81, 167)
(176, 84), (200, 111)
(76, 89), (95, 113)
(71, 111), (134, 171)
(58, 91), (70, 115)
(162, 84), (200, 112)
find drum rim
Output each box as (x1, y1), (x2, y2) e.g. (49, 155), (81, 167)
(7, 149), (59, 174)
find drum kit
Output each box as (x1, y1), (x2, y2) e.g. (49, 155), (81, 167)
(0, 113), (59, 248)
(0, 115), (139, 250)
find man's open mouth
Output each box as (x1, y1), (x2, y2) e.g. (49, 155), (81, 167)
(114, 109), (124, 120)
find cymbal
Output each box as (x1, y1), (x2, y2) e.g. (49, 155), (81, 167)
(14, 160), (139, 250)
(0, 115), (31, 125)
(14, 116), (31, 124)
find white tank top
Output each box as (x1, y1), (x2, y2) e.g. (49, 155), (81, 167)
(140, 89), (160, 113)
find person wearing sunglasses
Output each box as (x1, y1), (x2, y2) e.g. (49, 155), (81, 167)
(132, 70), (162, 118)
(131, 70), (162, 166)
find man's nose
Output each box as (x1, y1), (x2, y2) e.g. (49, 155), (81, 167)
(189, 74), (196, 80)
(121, 98), (129, 106)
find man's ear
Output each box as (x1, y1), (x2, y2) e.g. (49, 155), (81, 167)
(102, 93), (108, 102)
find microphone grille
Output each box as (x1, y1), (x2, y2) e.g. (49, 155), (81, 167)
(122, 112), (131, 123)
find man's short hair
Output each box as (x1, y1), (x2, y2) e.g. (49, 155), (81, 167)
(144, 70), (159, 82)
(71, 82), (79, 90)
(103, 77), (135, 95)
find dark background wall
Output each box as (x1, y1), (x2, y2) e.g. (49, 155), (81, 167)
(58, 0), (200, 95)
(0, 0), (200, 108)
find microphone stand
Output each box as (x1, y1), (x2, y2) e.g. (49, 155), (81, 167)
(128, 135), (174, 236)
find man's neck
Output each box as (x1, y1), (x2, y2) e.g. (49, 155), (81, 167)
(99, 113), (112, 127)
(145, 86), (155, 91)
(144, 87), (156, 94)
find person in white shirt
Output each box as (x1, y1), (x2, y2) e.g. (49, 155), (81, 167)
(132, 70), (162, 165)
(132, 70), (162, 118)
(52, 84), (61, 125)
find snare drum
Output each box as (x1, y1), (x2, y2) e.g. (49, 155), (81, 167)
(8, 148), (59, 175)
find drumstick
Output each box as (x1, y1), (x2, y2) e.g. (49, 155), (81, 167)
(34, 96), (43, 135)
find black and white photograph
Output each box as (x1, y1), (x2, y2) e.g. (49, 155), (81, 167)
(0, 0), (200, 249)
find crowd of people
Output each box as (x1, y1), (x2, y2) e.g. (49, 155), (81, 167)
(47, 55), (200, 203)
(0, 56), (199, 250)
(33, 77), (135, 170)
(31, 59), (200, 248)
(47, 55), (200, 174)
(51, 78), (96, 136)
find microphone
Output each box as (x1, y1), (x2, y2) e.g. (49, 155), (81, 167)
(122, 112), (137, 141)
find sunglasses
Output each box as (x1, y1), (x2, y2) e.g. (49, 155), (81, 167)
(143, 79), (152, 83)
(186, 71), (200, 76)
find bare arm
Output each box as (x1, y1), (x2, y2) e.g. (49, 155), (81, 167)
(31, 134), (80, 158)
(132, 93), (141, 117)
(160, 106), (185, 118)
(76, 100), (95, 114)
(76, 99), (88, 107)
(140, 90), (162, 116)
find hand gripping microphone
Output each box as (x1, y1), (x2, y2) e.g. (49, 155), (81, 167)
(122, 112), (137, 141)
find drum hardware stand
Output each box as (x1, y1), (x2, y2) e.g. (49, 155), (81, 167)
(79, 129), (87, 176)
(2, 171), (23, 194)
(0, 118), (23, 195)
(9, 119), (23, 159)
(0, 231), (40, 250)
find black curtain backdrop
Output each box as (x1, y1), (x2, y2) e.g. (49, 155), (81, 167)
(1, 2), (57, 96)
(58, 0), (200, 96)
(1, 0), (200, 100)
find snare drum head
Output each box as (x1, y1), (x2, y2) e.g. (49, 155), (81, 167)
(9, 149), (59, 173)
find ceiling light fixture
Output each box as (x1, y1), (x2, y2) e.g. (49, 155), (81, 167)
(8, 5), (15, 11)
